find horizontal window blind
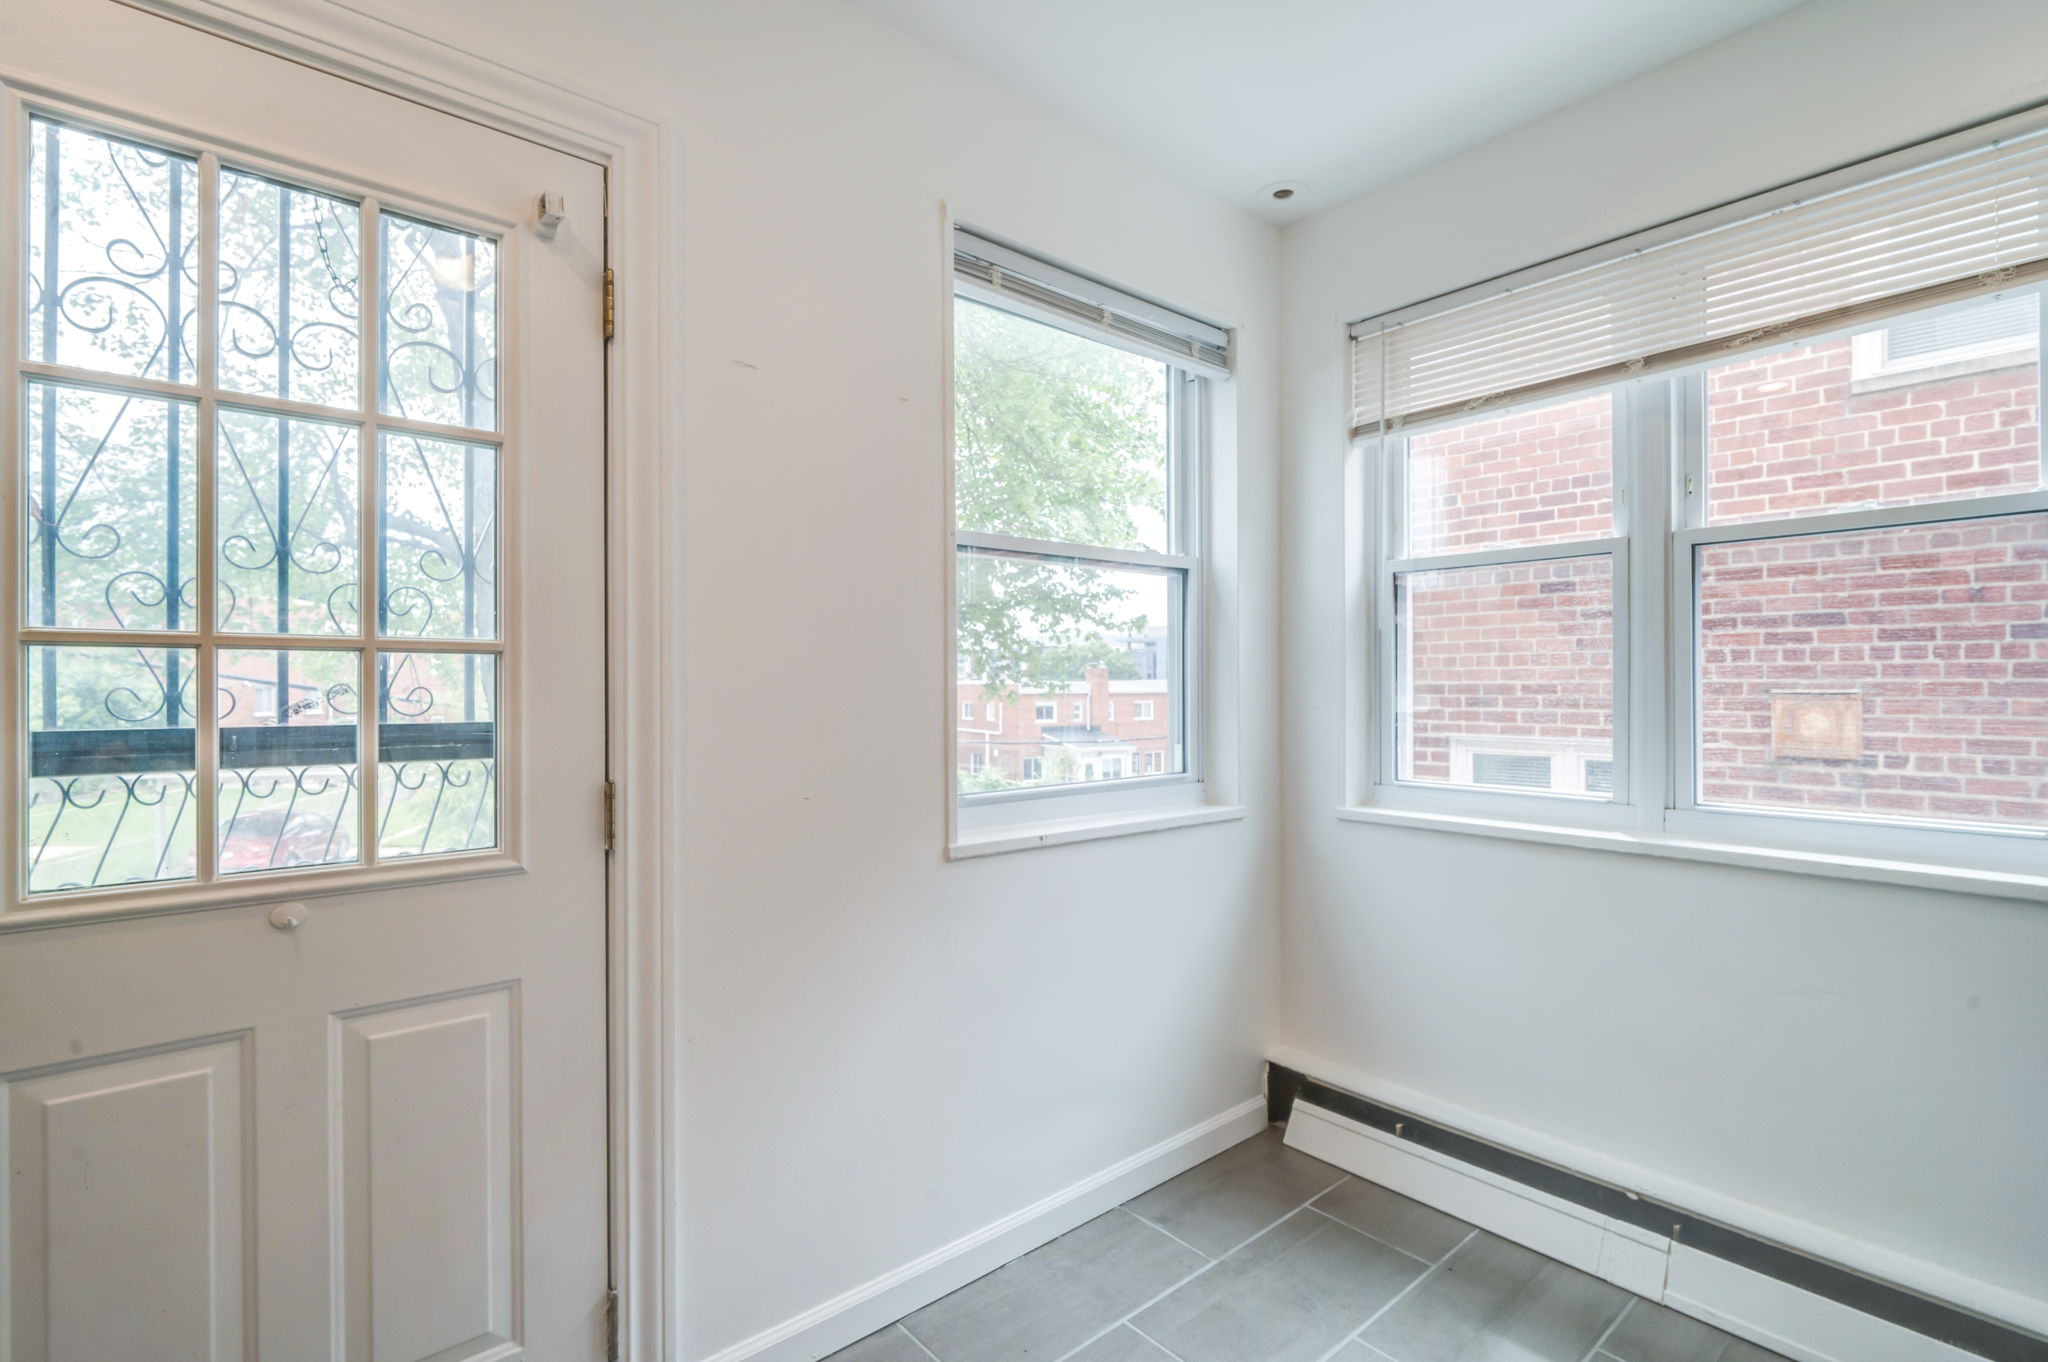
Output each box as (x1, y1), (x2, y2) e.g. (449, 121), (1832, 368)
(1351, 121), (2048, 437)
(955, 227), (1231, 375)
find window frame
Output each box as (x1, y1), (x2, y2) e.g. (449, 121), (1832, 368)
(949, 275), (1208, 827)
(1352, 291), (2048, 885)
(0, 92), (527, 920)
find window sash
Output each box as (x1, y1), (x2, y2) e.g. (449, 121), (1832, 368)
(954, 542), (1195, 805)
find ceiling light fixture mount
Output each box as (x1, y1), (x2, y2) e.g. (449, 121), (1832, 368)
(1260, 180), (1307, 205)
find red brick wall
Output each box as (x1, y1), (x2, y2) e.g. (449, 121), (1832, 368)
(1407, 395), (1612, 554)
(1698, 512), (2048, 826)
(1402, 558), (1614, 784)
(1706, 341), (2040, 523)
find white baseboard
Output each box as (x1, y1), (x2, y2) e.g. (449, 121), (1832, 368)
(696, 1096), (1270, 1362)
(1283, 1100), (1987, 1362)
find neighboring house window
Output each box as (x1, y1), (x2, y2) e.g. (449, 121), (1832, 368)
(968, 752), (984, 774)
(986, 702), (998, 721)
(962, 701), (976, 720)
(1849, 293), (2037, 390)
(1104, 757), (1125, 779)
(1107, 701), (1116, 720)
(1470, 753), (1552, 791)
(1133, 700), (1155, 720)
(953, 227), (1222, 815)
(1353, 125), (2048, 882)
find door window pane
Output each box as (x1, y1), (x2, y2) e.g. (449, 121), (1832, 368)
(26, 119), (199, 382)
(1706, 294), (2041, 525)
(1406, 394), (1612, 555)
(1397, 557), (1615, 794)
(954, 298), (1171, 553)
(216, 648), (359, 874)
(377, 651), (497, 857)
(379, 433), (498, 639)
(1696, 512), (2047, 829)
(217, 170), (361, 408)
(956, 550), (1181, 792)
(380, 214), (498, 430)
(216, 409), (360, 635)
(26, 645), (198, 894)
(24, 382), (196, 631)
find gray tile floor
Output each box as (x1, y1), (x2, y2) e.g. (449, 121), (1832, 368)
(826, 1127), (1790, 1362)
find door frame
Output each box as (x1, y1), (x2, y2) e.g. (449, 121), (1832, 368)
(103, 2), (682, 1357)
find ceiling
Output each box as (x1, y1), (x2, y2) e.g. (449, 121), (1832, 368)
(845, 0), (1806, 222)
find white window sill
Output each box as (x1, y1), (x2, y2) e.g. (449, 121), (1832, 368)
(949, 802), (1245, 860)
(1335, 805), (2048, 903)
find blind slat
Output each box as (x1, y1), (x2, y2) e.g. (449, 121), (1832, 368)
(1351, 122), (2048, 436)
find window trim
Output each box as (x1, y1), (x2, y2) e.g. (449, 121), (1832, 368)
(1, 91), (525, 921)
(1348, 299), (2048, 892)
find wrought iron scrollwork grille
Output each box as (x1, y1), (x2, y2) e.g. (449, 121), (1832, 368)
(11, 110), (508, 901)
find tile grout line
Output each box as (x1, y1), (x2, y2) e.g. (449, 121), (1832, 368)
(1120, 1207), (1215, 1263)
(1308, 1226), (1484, 1362)
(1301, 1204), (1435, 1269)
(1125, 1319), (1192, 1362)
(1044, 1205), (1329, 1362)
(1191, 1169), (1355, 1261)
(1576, 1297), (1635, 1362)
(894, 1322), (944, 1362)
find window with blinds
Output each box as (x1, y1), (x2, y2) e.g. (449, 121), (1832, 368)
(1351, 110), (2048, 883)
(1351, 120), (2048, 437)
(949, 229), (1215, 823)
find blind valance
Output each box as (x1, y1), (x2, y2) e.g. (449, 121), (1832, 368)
(1350, 119), (2048, 438)
(955, 227), (1232, 376)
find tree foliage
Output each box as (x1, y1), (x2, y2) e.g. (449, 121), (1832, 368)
(953, 300), (1167, 694)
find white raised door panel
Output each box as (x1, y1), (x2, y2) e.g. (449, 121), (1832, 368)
(0, 3), (610, 1358)
(4, 1037), (249, 1362)
(335, 989), (517, 1362)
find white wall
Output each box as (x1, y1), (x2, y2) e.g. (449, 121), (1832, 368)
(300, 0), (1281, 1356)
(1279, 0), (2048, 1332)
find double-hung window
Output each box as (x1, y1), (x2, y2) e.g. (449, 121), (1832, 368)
(1353, 116), (2048, 889)
(949, 228), (1228, 830)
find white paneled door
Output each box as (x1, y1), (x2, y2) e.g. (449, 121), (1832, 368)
(0, 4), (610, 1360)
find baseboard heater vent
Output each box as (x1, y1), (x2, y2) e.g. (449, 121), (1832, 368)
(1267, 1062), (2046, 1362)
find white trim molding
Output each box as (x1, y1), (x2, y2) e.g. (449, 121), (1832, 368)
(108, 4), (682, 1358)
(695, 1098), (1268, 1362)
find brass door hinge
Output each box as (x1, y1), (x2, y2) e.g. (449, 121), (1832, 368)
(604, 268), (616, 342)
(603, 780), (619, 852)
